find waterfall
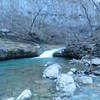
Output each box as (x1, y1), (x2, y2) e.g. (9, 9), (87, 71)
(38, 47), (65, 58)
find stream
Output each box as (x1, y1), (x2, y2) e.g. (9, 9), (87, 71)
(0, 49), (100, 100)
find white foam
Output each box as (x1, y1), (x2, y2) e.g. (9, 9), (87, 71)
(38, 47), (65, 58)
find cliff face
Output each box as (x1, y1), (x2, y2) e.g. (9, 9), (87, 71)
(0, 0), (100, 43)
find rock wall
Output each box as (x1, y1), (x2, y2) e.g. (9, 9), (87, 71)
(0, 0), (100, 43)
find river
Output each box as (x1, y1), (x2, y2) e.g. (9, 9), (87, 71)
(0, 49), (100, 100)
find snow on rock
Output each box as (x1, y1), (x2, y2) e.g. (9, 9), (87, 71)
(16, 89), (32, 100)
(56, 74), (76, 97)
(77, 76), (93, 85)
(43, 63), (62, 79)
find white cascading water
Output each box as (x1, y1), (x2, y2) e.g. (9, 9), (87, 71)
(38, 47), (65, 58)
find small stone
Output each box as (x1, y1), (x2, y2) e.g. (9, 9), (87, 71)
(16, 89), (32, 100)
(70, 68), (77, 73)
(3, 97), (15, 100)
(67, 71), (73, 75)
(54, 97), (62, 100)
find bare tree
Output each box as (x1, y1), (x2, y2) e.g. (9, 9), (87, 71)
(28, 8), (43, 43)
(80, 0), (94, 36)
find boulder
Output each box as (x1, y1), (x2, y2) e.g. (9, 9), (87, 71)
(92, 58), (100, 66)
(93, 70), (100, 76)
(56, 74), (76, 97)
(77, 76), (93, 85)
(16, 89), (32, 100)
(43, 63), (62, 79)
(83, 58), (100, 66)
(54, 42), (96, 59)
(0, 38), (39, 60)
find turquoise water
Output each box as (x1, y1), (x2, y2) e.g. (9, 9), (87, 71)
(0, 57), (100, 100)
(0, 57), (73, 99)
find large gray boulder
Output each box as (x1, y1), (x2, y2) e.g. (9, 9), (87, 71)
(43, 63), (62, 79)
(56, 74), (76, 97)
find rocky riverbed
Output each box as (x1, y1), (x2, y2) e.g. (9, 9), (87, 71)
(43, 61), (100, 100)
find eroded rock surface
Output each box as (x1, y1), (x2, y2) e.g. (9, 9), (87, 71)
(0, 38), (39, 60)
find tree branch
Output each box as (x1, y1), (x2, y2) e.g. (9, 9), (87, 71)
(28, 8), (43, 34)
(27, 8), (43, 43)
(80, 0), (93, 34)
(91, 0), (100, 13)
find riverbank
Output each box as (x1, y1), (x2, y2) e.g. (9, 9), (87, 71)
(0, 38), (40, 60)
(0, 38), (64, 61)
